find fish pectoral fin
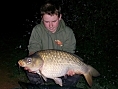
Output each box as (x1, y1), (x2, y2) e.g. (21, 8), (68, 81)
(41, 75), (47, 81)
(84, 73), (92, 87)
(54, 78), (62, 86)
(36, 71), (41, 75)
(37, 71), (47, 81)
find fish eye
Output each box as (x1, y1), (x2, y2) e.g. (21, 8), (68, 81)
(27, 58), (32, 64)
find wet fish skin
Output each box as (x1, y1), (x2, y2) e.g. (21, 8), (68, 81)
(18, 49), (100, 87)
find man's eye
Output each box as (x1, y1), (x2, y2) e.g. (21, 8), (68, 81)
(53, 21), (56, 22)
(44, 21), (49, 23)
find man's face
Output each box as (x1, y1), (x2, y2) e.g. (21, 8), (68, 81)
(42, 14), (61, 33)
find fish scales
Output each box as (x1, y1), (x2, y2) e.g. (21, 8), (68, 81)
(39, 50), (84, 65)
(39, 50), (73, 76)
(18, 49), (100, 87)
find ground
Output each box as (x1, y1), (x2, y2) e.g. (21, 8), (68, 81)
(0, 61), (20, 89)
(0, 37), (28, 89)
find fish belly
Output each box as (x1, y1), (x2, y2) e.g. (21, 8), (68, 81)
(41, 63), (69, 78)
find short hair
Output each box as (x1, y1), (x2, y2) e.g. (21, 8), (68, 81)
(40, 1), (61, 17)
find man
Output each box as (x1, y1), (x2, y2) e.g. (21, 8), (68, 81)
(26, 1), (80, 87)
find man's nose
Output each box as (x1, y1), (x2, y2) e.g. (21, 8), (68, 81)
(49, 22), (53, 27)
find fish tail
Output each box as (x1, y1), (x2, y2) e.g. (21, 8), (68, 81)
(83, 65), (100, 87)
(84, 73), (92, 87)
(88, 65), (100, 77)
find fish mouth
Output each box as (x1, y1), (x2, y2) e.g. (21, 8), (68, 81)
(18, 60), (25, 67)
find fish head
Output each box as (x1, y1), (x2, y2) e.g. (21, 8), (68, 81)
(18, 57), (34, 68)
(18, 53), (43, 72)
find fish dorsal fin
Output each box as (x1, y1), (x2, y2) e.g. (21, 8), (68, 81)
(53, 78), (62, 86)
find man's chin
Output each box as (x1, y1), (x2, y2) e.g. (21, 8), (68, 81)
(50, 30), (56, 33)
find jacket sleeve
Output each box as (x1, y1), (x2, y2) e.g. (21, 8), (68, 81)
(28, 25), (42, 54)
(62, 27), (76, 53)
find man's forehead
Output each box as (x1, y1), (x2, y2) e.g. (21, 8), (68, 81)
(42, 14), (59, 21)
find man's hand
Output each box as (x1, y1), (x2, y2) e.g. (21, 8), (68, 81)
(67, 70), (75, 76)
(24, 67), (37, 73)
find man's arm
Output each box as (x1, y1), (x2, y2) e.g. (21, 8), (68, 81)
(28, 26), (42, 55)
(62, 30), (76, 53)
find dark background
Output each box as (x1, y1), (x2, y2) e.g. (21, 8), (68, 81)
(1, 1), (41, 37)
(0, 0), (118, 87)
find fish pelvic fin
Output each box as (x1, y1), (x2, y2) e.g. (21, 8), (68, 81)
(88, 65), (100, 77)
(84, 73), (93, 87)
(54, 78), (62, 86)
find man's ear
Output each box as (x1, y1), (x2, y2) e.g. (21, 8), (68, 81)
(59, 14), (62, 20)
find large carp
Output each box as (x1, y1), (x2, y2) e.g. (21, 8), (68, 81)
(18, 49), (100, 87)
